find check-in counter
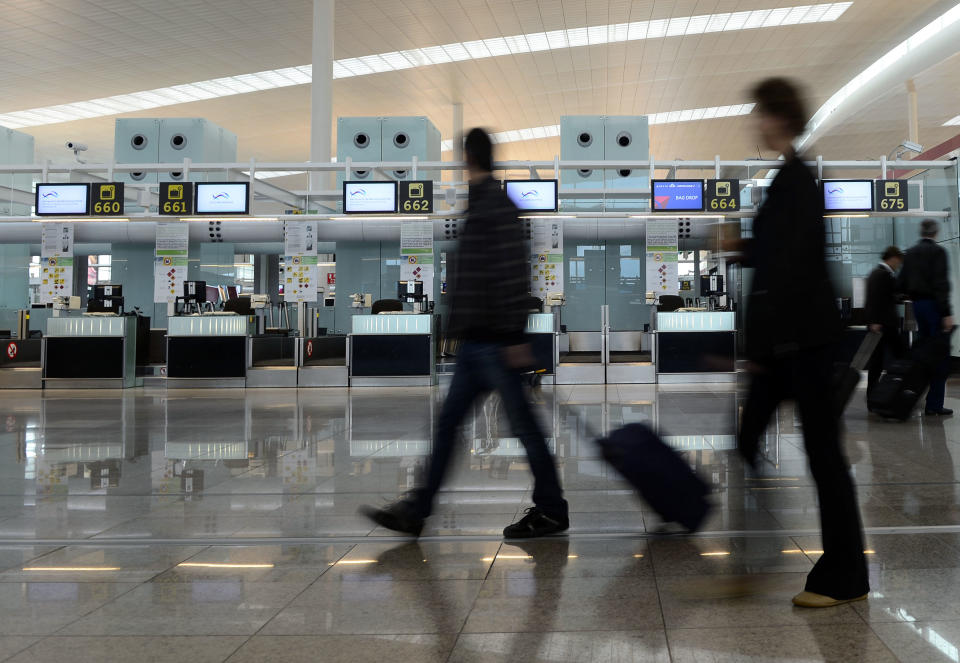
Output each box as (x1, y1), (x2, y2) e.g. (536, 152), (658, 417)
(0, 338), (42, 389)
(299, 335), (348, 387)
(247, 335), (298, 388)
(350, 314), (434, 386)
(44, 316), (138, 389)
(166, 315), (250, 388)
(655, 311), (736, 383)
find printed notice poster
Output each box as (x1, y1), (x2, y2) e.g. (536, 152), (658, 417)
(39, 224), (74, 304)
(530, 219), (564, 298)
(154, 223), (189, 304)
(283, 254), (319, 303)
(283, 222), (319, 302)
(646, 219), (679, 296)
(400, 221), (434, 300)
(284, 221), (317, 256)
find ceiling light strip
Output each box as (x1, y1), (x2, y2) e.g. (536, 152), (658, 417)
(800, 2), (960, 148)
(0, 3), (848, 129)
(439, 105), (755, 151)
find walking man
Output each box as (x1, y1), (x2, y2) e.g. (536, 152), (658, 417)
(361, 128), (569, 539)
(865, 246), (904, 407)
(899, 219), (954, 416)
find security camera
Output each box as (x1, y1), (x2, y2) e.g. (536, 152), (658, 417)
(890, 140), (923, 160)
(901, 140), (923, 154)
(65, 141), (88, 152)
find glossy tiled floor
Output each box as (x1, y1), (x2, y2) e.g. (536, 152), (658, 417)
(0, 381), (959, 661)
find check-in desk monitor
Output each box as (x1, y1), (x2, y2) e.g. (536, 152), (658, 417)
(398, 280), (425, 303)
(699, 275), (724, 295)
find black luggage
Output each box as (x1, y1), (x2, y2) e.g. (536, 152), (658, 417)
(596, 423), (711, 532)
(833, 331), (881, 415)
(868, 331), (952, 421)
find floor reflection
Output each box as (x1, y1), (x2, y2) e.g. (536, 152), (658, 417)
(0, 383), (959, 660)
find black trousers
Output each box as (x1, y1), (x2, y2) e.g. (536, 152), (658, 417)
(867, 329), (905, 403)
(739, 344), (869, 599)
(411, 342), (568, 520)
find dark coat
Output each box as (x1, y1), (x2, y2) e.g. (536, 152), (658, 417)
(446, 176), (529, 345)
(865, 264), (899, 331)
(898, 238), (952, 316)
(742, 155), (840, 361)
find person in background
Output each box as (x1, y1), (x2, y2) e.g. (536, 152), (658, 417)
(899, 219), (954, 416)
(360, 128), (569, 539)
(733, 78), (869, 608)
(865, 246), (905, 408)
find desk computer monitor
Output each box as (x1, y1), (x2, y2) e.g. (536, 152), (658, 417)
(397, 280), (424, 302)
(700, 274), (724, 295)
(183, 281), (207, 303)
(94, 284), (123, 300)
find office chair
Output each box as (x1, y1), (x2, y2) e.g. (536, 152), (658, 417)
(371, 299), (404, 315)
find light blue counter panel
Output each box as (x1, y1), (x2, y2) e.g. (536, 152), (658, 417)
(167, 315), (248, 337)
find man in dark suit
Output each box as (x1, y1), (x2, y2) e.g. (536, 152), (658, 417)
(899, 219), (955, 415)
(865, 246), (904, 406)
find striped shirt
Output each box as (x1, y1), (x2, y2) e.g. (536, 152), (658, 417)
(446, 176), (530, 345)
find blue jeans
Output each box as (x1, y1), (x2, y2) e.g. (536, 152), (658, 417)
(913, 299), (949, 410)
(411, 341), (568, 519)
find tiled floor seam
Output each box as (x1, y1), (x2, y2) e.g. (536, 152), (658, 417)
(42, 579), (143, 638)
(0, 638), (37, 663)
(442, 540), (505, 663)
(221, 541), (359, 661)
(649, 537), (676, 662)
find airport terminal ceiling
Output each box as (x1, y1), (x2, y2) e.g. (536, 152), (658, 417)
(0, 0), (959, 176)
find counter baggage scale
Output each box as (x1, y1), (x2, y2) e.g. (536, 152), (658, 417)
(44, 316), (139, 389)
(166, 315), (251, 388)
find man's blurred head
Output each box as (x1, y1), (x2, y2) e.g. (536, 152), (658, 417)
(882, 246), (904, 271)
(921, 219), (940, 240)
(464, 128), (493, 182)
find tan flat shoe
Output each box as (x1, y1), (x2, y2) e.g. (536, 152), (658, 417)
(792, 591), (868, 608)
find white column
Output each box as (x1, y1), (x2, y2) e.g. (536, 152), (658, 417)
(451, 102), (464, 211)
(452, 102), (463, 179)
(906, 79), (920, 145)
(311, 0), (334, 193)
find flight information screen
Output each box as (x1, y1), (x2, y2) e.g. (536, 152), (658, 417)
(652, 180), (704, 212)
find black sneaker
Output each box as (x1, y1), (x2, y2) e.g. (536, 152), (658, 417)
(925, 408), (954, 416)
(503, 507), (569, 539)
(359, 500), (425, 537)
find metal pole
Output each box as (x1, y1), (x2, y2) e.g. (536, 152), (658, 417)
(310, 0), (334, 193)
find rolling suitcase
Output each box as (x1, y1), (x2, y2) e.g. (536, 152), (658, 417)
(833, 331), (882, 415)
(868, 330), (952, 421)
(596, 423), (711, 532)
